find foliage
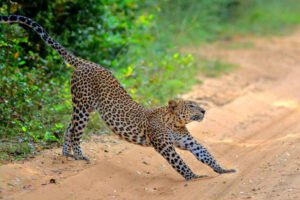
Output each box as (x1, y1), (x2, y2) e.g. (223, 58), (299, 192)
(156, 0), (300, 46)
(116, 53), (196, 105)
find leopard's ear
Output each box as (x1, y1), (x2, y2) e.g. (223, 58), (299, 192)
(168, 100), (177, 112)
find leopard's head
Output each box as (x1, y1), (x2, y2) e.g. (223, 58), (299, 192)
(167, 99), (206, 126)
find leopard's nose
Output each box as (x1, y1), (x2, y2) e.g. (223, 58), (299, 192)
(201, 109), (206, 114)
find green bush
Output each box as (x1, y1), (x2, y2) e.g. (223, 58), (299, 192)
(0, 21), (72, 155)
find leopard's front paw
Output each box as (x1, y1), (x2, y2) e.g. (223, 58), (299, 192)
(186, 174), (209, 181)
(218, 168), (236, 174)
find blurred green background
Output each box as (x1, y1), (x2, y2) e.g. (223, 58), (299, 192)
(1, 0), (300, 160)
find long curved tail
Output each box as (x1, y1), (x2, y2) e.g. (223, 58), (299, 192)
(0, 15), (85, 67)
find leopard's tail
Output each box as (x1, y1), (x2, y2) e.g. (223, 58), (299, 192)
(0, 15), (85, 67)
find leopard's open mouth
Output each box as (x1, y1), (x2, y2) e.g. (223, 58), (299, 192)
(191, 115), (204, 121)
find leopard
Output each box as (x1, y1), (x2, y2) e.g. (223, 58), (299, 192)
(0, 15), (236, 180)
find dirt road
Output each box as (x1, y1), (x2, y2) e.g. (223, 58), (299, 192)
(1, 31), (300, 200)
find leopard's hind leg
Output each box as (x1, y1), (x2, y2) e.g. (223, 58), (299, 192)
(62, 123), (74, 157)
(63, 104), (90, 161)
(71, 104), (90, 161)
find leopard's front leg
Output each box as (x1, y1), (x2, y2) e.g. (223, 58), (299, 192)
(172, 132), (236, 174)
(148, 128), (207, 181)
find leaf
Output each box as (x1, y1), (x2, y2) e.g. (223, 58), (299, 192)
(124, 66), (133, 77)
(14, 52), (19, 59)
(18, 60), (26, 66)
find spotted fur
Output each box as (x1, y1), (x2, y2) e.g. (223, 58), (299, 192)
(1, 15), (236, 180)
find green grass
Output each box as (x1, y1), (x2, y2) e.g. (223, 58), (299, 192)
(200, 60), (237, 78)
(235, 0), (300, 35)
(156, 0), (300, 47)
(0, 140), (34, 162)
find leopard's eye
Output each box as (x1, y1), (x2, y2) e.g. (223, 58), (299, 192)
(188, 104), (195, 108)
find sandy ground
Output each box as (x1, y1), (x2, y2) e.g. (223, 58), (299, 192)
(1, 31), (300, 200)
